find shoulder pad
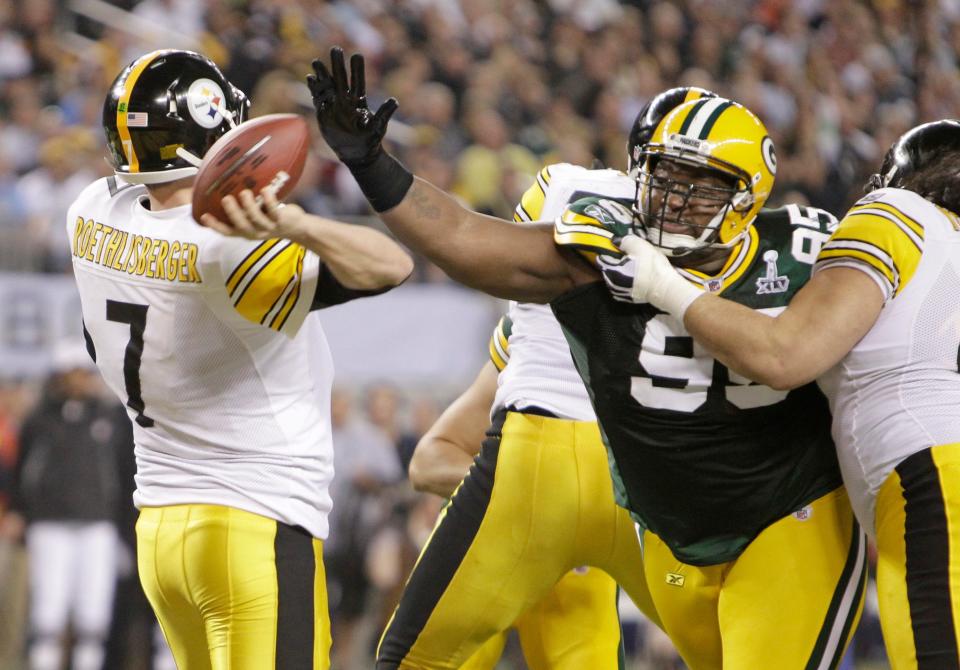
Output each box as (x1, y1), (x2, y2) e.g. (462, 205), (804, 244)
(554, 195), (634, 259)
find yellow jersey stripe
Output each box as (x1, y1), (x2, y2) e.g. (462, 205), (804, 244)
(850, 201), (924, 243)
(824, 210), (923, 295)
(226, 239), (282, 295)
(539, 166), (552, 186)
(269, 246), (306, 330)
(489, 334), (508, 371)
(554, 209), (621, 256)
(818, 240), (897, 291)
(116, 51), (168, 172)
(937, 206), (960, 231)
(232, 240), (293, 306)
(263, 274), (297, 326)
(678, 225), (759, 292)
(234, 242), (304, 326)
(554, 230), (620, 256)
(517, 177), (547, 222)
(815, 256), (894, 301)
(717, 225), (760, 289)
(846, 208), (923, 251)
(488, 316), (510, 371)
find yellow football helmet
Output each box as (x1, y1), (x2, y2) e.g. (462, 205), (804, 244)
(633, 97), (776, 256)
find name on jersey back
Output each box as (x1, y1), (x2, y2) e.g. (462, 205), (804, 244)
(72, 216), (201, 283)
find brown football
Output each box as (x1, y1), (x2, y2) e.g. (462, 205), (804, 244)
(192, 113), (309, 222)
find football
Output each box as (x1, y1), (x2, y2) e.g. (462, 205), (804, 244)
(192, 113), (309, 222)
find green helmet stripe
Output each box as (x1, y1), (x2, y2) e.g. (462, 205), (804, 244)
(677, 98), (709, 136)
(698, 101), (734, 139)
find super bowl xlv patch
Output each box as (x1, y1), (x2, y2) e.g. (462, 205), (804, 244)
(756, 249), (789, 294)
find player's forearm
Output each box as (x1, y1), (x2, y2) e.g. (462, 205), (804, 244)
(408, 438), (476, 498)
(683, 294), (810, 390)
(292, 214), (413, 290)
(382, 178), (573, 302)
(684, 267), (885, 390)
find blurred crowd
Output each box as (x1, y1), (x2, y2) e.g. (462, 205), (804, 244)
(0, 358), (460, 669)
(0, 0), (956, 667)
(1, 0), (957, 273)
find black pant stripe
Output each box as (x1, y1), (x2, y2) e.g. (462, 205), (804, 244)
(897, 448), (960, 669)
(376, 409), (507, 669)
(275, 523), (317, 669)
(805, 518), (865, 670)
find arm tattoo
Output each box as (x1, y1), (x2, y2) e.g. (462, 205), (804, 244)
(408, 184), (442, 221)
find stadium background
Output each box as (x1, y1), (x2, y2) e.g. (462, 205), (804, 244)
(0, 0), (952, 666)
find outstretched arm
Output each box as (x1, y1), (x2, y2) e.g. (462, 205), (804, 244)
(384, 178), (592, 302)
(408, 361), (499, 497)
(683, 267), (883, 389)
(307, 47), (592, 303)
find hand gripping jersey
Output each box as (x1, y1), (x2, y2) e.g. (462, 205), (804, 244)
(492, 164), (635, 421)
(552, 195), (845, 564)
(68, 177), (334, 538)
(816, 187), (960, 534)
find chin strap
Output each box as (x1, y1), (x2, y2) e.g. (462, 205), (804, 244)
(175, 147), (203, 167)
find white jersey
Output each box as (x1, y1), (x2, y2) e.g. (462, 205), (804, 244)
(816, 187), (960, 535)
(68, 177), (334, 539)
(491, 164), (634, 420)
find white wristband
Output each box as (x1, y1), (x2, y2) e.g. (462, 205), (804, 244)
(619, 234), (705, 318)
(652, 276), (703, 319)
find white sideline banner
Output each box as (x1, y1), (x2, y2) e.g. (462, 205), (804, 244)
(0, 273), (501, 386)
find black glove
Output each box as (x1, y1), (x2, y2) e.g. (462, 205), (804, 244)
(307, 47), (412, 212)
(307, 46), (398, 168)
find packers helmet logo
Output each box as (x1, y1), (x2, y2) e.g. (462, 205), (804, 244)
(187, 78), (227, 129)
(761, 135), (777, 175)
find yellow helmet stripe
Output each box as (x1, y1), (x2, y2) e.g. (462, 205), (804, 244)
(116, 51), (168, 173)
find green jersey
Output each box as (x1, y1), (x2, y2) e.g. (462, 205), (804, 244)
(551, 198), (843, 565)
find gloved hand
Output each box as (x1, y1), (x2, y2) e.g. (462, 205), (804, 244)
(307, 47), (398, 168)
(306, 47), (412, 212)
(597, 234), (704, 317)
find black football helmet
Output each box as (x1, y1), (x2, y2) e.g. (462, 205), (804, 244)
(103, 50), (249, 184)
(626, 86), (717, 173)
(867, 119), (960, 193)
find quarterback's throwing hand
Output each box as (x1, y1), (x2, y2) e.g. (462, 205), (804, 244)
(598, 235), (704, 317)
(307, 46), (398, 167)
(200, 188), (306, 242)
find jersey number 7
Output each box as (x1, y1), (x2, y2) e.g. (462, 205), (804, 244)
(104, 299), (155, 428)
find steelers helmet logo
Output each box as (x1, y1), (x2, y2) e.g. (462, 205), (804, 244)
(187, 78), (227, 129)
(761, 135), (777, 175)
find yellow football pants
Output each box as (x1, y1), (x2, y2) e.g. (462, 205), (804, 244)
(376, 410), (659, 670)
(642, 486), (866, 669)
(876, 443), (960, 669)
(459, 567), (621, 670)
(136, 504), (331, 670)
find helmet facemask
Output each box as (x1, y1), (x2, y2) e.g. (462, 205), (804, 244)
(633, 149), (754, 257)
